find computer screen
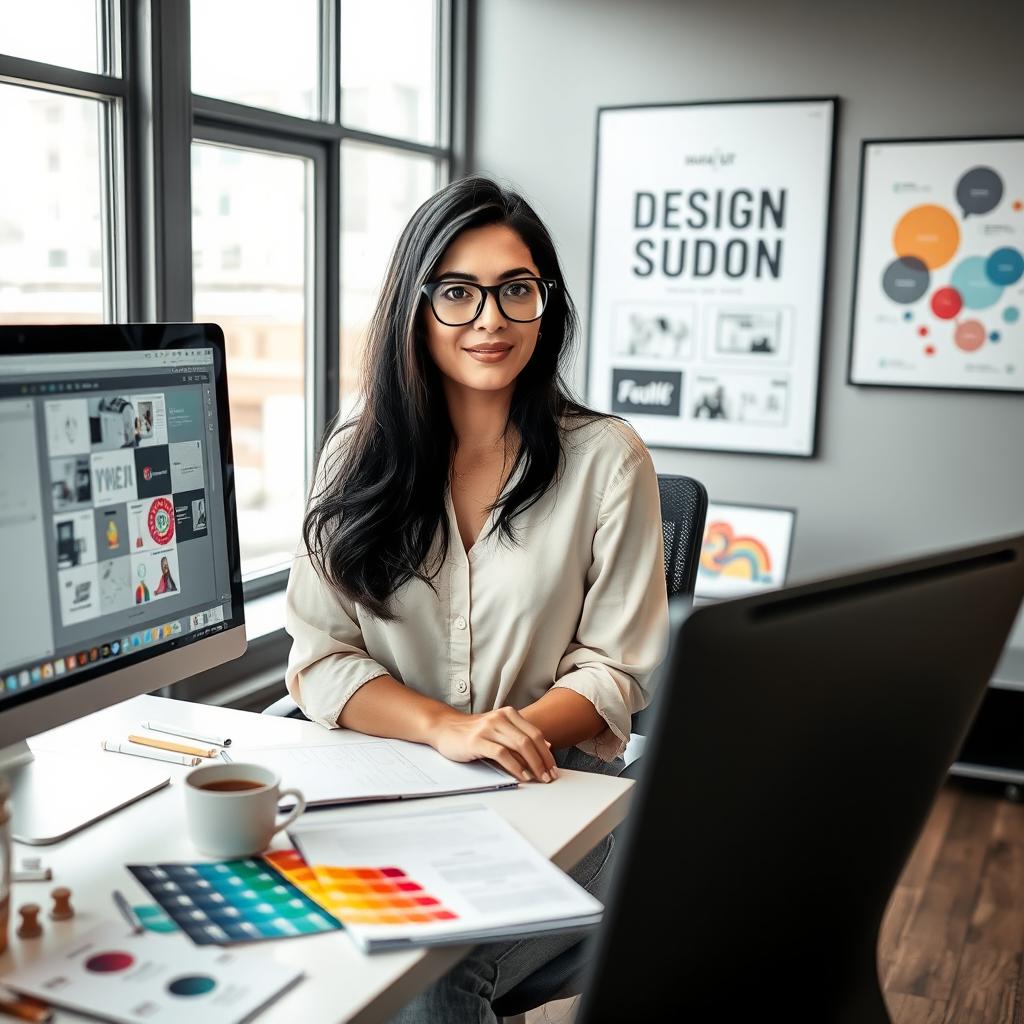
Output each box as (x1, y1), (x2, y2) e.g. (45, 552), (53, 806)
(0, 324), (245, 841)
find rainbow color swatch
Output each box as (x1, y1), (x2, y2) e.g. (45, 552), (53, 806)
(283, 851), (459, 927)
(129, 857), (343, 945)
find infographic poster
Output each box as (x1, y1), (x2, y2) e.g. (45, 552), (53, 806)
(587, 99), (836, 456)
(695, 501), (796, 601)
(849, 136), (1023, 392)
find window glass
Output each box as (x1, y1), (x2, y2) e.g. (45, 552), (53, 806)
(340, 142), (438, 409)
(340, 0), (439, 144)
(0, 85), (105, 325)
(0, 0), (106, 73)
(192, 143), (309, 577)
(191, 0), (321, 119)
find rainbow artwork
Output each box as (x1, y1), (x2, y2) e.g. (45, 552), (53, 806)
(699, 520), (773, 584)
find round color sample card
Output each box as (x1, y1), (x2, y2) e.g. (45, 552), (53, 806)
(85, 952), (135, 973)
(167, 975), (217, 997)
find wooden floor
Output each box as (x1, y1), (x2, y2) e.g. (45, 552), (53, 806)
(881, 779), (1024, 1023)
(528, 779), (1024, 1024)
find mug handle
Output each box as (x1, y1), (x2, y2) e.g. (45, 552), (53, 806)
(272, 788), (307, 837)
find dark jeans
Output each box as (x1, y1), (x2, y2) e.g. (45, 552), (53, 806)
(389, 746), (624, 1024)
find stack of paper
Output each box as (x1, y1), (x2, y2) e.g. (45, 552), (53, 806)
(289, 803), (603, 952)
(230, 737), (517, 808)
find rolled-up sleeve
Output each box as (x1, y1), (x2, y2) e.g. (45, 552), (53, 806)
(284, 433), (390, 729)
(551, 443), (669, 760)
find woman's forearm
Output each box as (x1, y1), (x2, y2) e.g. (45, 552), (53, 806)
(518, 688), (606, 749)
(337, 675), (460, 743)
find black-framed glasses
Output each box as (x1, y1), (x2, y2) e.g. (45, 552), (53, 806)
(421, 276), (557, 326)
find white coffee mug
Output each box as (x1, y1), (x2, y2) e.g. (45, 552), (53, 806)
(183, 762), (306, 858)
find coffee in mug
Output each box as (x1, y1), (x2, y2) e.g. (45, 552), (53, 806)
(198, 779), (265, 792)
(184, 762), (306, 858)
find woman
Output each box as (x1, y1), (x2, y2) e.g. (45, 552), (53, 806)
(285, 175), (668, 1022)
(154, 555), (177, 594)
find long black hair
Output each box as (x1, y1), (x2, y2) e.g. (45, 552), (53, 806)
(303, 175), (610, 620)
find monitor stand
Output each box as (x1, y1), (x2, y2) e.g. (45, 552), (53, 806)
(1, 740), (170, 845)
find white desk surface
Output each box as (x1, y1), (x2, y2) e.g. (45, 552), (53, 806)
(1, 694), (633, 1024)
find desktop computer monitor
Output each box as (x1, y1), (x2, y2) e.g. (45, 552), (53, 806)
(0, 324), (245, 843)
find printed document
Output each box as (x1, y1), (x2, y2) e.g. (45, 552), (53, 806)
(290, 803), (603, 951)
(231, 736), (517, 807)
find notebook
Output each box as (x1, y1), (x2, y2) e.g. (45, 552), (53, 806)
(289, 803), (603, 952)
(230, 736), (517, 808)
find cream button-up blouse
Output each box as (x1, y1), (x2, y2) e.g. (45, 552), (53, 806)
(284, 414), (670, 761)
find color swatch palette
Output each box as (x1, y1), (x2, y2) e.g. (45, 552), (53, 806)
(129, 858), (343, 945)
(304, 860), (459, 926)
(5, 922), (303, 1024)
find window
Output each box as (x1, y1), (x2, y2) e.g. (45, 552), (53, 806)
(192, 143), (311, 576)
(191, 0), (322, 120)
(2, 0), (459, 613)
(0, 0), (107, 74)
(341, 142), (439, 402)
(340, 0), (442, 145)
(0, 81), (119, 327)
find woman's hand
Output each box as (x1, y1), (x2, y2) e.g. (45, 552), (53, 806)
(431, 706), (560, 783)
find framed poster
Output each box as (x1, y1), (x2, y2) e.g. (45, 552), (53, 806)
(695, 501), (796, 601)
(586, 98), (836, 456)
(849, 135), (1024, 393)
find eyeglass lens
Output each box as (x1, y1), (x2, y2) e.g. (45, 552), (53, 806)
(433, 280), (546, 324)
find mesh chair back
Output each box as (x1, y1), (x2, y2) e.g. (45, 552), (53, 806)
(658, 474), (708, 600)
(630, 474), (707, 737)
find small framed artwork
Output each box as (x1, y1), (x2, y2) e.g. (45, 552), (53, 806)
(695, 501), (796, 601)
(849, 135), (1024, 393)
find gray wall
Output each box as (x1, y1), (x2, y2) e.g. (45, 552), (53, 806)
(470, 0), (1024, 648)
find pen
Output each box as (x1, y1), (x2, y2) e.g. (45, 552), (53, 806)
(112, 889), (143, 935)
(0, 986), (53, 1023)
(141, 720), (232, 747)
(101, 740), (201, 767)
(127, 733), (215, 758)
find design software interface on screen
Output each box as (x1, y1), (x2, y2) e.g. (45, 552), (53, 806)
(0, 348), (237, 698)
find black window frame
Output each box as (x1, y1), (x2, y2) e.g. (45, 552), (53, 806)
(0, 0), (469, 702)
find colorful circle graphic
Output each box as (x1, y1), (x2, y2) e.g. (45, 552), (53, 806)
(882, 256), (930, 303)
(930, 287), (963, 320)
(167, 975), (217, 997)
(954, 320), (986, 352)
(893, 205), (960, 269)
(986, 247), (1024, 286)
(147, 497), (175, 545)
(86, 951), (135, 973)
(956, 166), (1004, 217)
(1004, 306), (1020, 324)
(951, 256), (1003, 309)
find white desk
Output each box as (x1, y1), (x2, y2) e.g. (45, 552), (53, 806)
(1, 695), (633, 1023)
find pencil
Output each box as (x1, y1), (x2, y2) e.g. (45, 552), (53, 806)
(127, 733), (215, 758)
(140, 720), (232, 747)
(101, 740), (201, 767)
(112, 889), (143, 934)
(0, 986), (53, 1023)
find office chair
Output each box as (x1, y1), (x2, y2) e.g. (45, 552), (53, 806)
(490, 474), (707, 1024)
(574, 533), (1024, 1023)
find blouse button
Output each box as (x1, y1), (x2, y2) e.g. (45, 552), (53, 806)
(454, 615), (467, 630)
(455, 679), (468, 694)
